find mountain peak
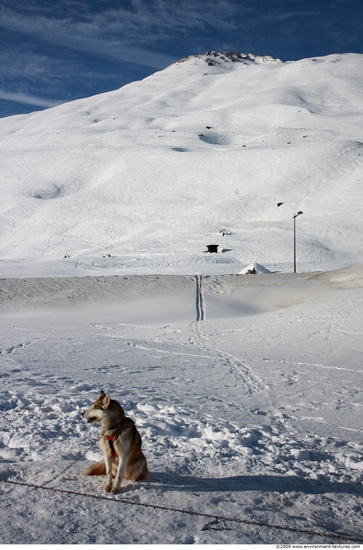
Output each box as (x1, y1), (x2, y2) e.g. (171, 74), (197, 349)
(177, 50), (283, 66)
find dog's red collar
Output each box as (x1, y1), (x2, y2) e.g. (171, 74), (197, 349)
(106, 433), (118, 457)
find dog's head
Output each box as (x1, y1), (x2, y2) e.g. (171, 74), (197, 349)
(82, 390), (116, 423)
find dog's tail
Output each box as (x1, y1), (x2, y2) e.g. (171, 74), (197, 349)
(83, 461), (106, 476)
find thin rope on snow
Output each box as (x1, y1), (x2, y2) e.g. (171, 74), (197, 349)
(1, 478), (362, 544)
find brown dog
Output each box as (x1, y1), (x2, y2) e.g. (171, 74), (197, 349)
(82, 390), (148, 494)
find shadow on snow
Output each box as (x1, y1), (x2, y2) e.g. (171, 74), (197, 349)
(147, 472), (363, 497)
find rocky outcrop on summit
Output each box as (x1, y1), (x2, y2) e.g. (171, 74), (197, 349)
(178, 50), (282, 65)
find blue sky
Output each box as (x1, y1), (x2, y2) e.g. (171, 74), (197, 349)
(1, 0), (363, 118)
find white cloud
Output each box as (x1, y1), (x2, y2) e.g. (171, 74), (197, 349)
(0, 0), (242, 69)
(0, 91), (63, 108)
(262, 9), (321, 22)
(0, 3), (175, 68)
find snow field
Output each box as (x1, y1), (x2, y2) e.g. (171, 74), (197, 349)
(1, 269), (363, 543)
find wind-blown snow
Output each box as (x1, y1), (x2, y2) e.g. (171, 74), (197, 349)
(0, 52), (363, 544)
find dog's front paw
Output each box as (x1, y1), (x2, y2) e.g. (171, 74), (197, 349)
(111, 486), (119, 495)
(104, 483), (112, 493)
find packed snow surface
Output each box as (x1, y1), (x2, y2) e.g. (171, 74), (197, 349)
(1, 265), (363, 544)
(0, 52), (363, 544)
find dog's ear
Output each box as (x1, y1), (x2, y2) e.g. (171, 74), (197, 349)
(102, 393), (111, 409)
(99, 390), (106, 399)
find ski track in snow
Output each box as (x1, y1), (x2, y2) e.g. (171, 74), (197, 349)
(189, 319), (267, 396)
(0, 340), (34, 355)
(191, 275), (270, 394)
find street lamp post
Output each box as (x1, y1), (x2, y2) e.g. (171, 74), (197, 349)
(293, 211), (303, 273)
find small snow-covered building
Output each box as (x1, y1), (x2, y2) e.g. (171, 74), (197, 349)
(239, 263), (272, 274)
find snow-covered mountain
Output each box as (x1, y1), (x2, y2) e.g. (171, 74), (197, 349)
(1, 52), (363, 545)
(1, 51), (363, 277)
